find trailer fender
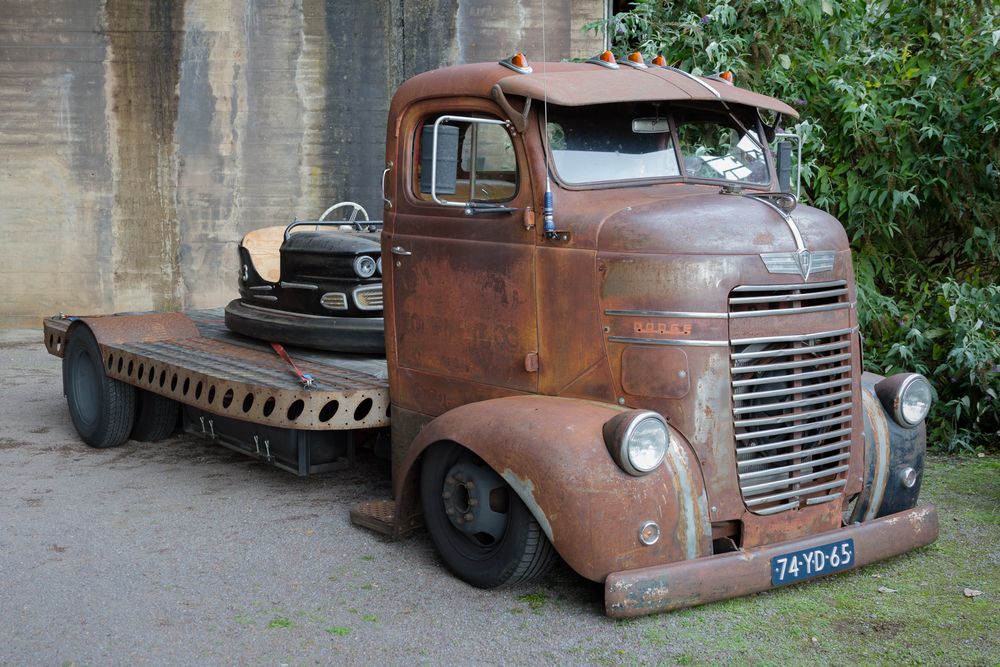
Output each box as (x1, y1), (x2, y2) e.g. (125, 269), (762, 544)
(395, 395), (712, 582)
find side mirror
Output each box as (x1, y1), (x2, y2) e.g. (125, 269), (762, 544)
(773, 132), (801, 198)
(776, 140), (792, 193)
(420, 124), (459, 195)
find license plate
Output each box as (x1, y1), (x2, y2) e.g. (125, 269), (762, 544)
(771, 538), (855, 586)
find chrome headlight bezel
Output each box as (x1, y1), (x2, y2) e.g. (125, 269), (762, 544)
(603, 410), (670, 477)
(875, 373), (933, 428)
(354, 255), (377, 279)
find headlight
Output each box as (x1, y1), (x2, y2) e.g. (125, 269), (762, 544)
(603, 410), (669, 476)
(354, 255), (377, 278)
(875, 373), (932, 428)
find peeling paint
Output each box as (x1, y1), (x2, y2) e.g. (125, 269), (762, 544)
(502, 467), (554, 541)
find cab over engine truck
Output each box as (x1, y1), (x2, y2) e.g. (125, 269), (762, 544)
(43, 53), (938, 617)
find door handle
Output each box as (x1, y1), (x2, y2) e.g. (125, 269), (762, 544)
(391, 246), (412, 256)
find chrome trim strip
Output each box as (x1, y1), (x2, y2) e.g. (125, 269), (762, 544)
(731, 340), (849, 360)
(741, 464), (850, 495)
(732, 364), (852, 388)
(605, 309), (728, 319)
(251, 295), (278, 301)
(735, 427), (853, 454)
(249, 285), (273, 291)
(732, 390), (853, 415)
(729, 302), (852, 318)
(731, 352), (853, 375)
(734, 402), (852, 428)
(739, 452), (851, 481)
(731, 327), (856, 346)
(734, 414), (852, 441)
(731, 280), (847, 292)
(732, 377), (852, 401)
(280, 281), (318, 290)
(754, 500), (801, 515)
(745, 479), (847, 506)
(607, 336), (727, 347)
(806, 492), (843, 506)
(728, 288), (847, 304)
(737, 439), (852, 467)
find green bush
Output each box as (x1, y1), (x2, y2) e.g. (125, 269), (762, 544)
(586, 0), (999, 451)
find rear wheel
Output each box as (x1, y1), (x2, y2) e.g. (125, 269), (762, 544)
(420, 442), (557, 588)
(63, 327), (135, 448)
(130, 389), (179, 442)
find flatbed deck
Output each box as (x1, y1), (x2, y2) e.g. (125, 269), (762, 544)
(44, 309), (390, 432)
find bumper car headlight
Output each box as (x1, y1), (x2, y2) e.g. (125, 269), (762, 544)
(354, 255), (377, 278)
(603, 410), (669, 476)
(876, 373), (933, 428)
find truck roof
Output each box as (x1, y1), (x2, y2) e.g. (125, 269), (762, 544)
(395, 61), (798, 118)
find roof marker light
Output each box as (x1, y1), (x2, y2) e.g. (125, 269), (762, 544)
(499, 53), (532, 74)
(707, 70), (735, 84)
(651, 54), (667, 67)
(621, 52), (648, 69)
(587, 50), (619, 69)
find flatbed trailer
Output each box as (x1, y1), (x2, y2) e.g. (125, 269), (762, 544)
(44, 310), (390, 475)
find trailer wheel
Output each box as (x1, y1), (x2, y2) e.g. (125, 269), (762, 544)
(420, 442), (557, 588)
(130, 389), (179, 442)
(64, 326), (135, 448)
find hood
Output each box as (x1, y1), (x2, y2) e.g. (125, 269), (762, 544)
(596, 192), (849, 256)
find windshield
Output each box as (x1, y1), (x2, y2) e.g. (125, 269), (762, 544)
(545, 104), (769, 186)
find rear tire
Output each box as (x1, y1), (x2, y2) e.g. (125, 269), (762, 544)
(420, 442), (557, 588)
(63, 326), (135, 448)
(130, 389), (179, 442)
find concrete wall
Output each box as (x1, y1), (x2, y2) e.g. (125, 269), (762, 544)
(0, 0), (606, 327)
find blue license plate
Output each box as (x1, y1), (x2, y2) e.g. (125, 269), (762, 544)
(771, 538), (855, 586)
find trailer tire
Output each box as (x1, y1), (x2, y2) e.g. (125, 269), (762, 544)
(64, 326), (135, 448)
(420, 441), (557, 588)
(130, 389), (179, 442)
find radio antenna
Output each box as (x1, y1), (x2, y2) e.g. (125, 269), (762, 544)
(541, 0), (556, 237)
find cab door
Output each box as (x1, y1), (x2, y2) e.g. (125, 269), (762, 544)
(386, 102), (537, 417)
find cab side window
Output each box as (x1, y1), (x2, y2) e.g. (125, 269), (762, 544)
(415, 116), (518, 204)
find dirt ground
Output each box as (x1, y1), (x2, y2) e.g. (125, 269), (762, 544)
(1, 329), (996, 665)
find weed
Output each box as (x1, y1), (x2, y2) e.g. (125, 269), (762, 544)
(267, 617), (293, 630)
(325, 626), (350, 637)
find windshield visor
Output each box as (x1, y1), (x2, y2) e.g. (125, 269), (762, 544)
(545, 104), (770, 187)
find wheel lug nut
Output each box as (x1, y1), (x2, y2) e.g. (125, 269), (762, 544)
(464, 513), (474, 522)
(445, 508), (455, 516)
(468, 498), (478, 507)
(441, 491), (452, 499)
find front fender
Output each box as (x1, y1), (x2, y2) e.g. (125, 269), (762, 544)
(852, 372), (927, 522)
(395, 395), (712, 582)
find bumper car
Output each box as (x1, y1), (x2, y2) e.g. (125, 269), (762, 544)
(224, 202), (385, 354)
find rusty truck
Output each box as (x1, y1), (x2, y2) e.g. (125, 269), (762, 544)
(43, 53), (938, 617)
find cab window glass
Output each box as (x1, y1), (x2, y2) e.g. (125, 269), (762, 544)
(414, 117), (518, 204)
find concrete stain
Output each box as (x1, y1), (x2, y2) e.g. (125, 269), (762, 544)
(105, 0), (186, 311)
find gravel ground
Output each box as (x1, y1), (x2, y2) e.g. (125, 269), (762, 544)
(0, 331), (627, 666)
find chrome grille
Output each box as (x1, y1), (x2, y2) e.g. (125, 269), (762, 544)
(353, 285), (383, 311)
(729, 280), (854, 515)
(320, 292), (348, 310)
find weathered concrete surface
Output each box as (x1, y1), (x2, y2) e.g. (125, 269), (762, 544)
(0, 0), (606, 327)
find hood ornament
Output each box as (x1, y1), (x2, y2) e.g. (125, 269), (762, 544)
(795, 249), (813, 280)
(761, 248), (834, 279)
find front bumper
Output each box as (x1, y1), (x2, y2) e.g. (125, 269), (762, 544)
(605, 505), (939, 617)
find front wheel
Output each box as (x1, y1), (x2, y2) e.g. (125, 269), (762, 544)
(420, 442), (557, 588)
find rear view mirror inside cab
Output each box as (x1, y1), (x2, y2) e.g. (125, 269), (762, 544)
(632, 118), (670, 133)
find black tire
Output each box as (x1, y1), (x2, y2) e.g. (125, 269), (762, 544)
(130, 389), (179, 442)
(420, 442), (557, 588)
(63, 326), (135, 448)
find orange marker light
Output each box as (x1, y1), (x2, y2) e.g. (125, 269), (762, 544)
(600, 50), (617, 65)
(512, 53), (528, 69)
(720, 70), (734, 83)
(651, 54), (667, 67)
(628, 52), (645, 65)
